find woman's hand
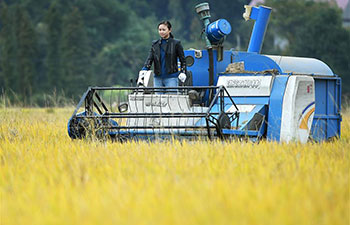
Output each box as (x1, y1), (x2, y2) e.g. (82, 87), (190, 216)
(178, 73), (187, 83)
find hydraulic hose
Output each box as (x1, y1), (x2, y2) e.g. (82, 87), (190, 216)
(208, 48), (214, 103)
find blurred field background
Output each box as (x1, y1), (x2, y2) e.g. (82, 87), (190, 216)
(0, 107), (349, 225)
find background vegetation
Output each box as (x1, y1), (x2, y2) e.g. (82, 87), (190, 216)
(0, 0), (349, 106)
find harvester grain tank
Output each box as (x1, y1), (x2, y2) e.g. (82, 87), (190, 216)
(68, 3), (342, 142)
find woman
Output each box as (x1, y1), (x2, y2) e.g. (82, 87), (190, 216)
(141, 21), (186, 92)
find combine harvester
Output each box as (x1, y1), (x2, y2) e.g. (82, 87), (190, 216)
(68, 3), (342, 143)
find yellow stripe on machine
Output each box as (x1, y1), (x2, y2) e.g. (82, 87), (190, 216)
(299, 107), (315, 130)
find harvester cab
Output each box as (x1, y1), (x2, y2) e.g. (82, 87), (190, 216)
(68, 3), (342, 143)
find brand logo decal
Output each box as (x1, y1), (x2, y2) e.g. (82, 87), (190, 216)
(226, 79), (261, 89)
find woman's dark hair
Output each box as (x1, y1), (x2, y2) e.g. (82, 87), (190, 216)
(158, 20), (174, 38)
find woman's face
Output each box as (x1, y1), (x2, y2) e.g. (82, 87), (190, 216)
(158, 24), (171, 39)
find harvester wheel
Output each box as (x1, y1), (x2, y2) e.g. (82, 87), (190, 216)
(68, 116), (89, 139)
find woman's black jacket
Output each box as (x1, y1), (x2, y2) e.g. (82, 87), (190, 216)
(143, 37), (186, 76)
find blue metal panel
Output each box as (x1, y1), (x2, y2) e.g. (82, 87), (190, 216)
(184, 50), (218, 87)
(230, 51), (282, 73)
(185, 49), (219, 104)
(311, 76), (341, 141)
(222, 130), (260, 137)
(217, 51), (233, 73)
(266, 75), (289, 141)
(227, 96), (269, 105)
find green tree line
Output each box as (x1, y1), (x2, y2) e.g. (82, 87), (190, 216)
(0, 0), (349, 106)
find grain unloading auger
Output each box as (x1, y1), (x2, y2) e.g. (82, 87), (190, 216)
(68, 3), (342, 143)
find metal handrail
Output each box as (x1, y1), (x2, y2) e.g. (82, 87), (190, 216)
(70, 85), (241, 139)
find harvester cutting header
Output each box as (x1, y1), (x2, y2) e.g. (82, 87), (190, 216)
(68, 3), (342, 143)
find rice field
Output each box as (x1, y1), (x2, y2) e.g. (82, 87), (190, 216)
(0, 107), (349, 225)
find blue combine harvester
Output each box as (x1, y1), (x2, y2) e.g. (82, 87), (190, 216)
(68, 3), (342, 143)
